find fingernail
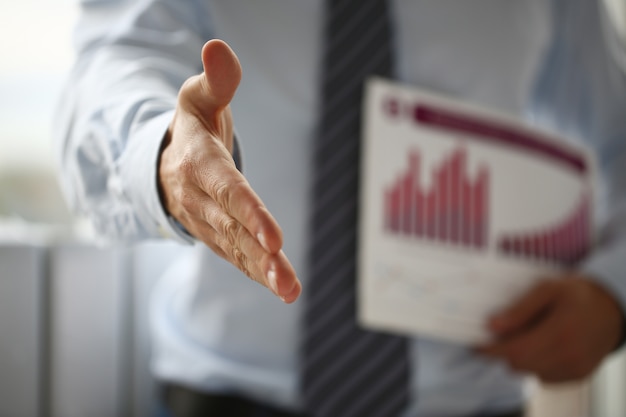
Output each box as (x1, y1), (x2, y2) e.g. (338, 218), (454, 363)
(267, 265), (279, 295)
(281, 280), (301, 304)
(257, 233), (270, 252)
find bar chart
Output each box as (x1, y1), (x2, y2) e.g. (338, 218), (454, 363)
(498, 192), (591, 265)
(359, 79), (596, 343)
(382, 144), (591, 266)
(384, 147), (489, 249)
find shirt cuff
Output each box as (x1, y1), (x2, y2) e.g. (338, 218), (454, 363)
(233, 130), (243, 172)
(121, 109), (194, 245)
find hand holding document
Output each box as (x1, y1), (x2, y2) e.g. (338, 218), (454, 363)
(358, 78), (595, 344)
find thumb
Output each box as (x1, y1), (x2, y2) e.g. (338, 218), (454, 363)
(199, 39), (242, 113)
(488, 279), (558, 337)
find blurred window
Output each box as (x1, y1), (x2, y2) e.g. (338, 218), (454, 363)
(0, 0), (77, 225)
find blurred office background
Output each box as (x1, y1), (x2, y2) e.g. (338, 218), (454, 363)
(0, 1), (625, 416)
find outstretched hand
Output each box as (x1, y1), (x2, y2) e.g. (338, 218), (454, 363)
(159, 39), (301, 303)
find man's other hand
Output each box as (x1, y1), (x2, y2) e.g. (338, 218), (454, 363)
(478, 276), (625, 382)
(159, 39), (301, 304)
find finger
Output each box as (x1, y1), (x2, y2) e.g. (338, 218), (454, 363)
(189, 191), (299, 298)
(189, 219), (231, 261)
(174, 142), (283, 255)
(488, 279), (558, 336)
(217, 217), (298, 299)
(272, 249), (302, 304)
(197, 159), (284, 254)
(478, 312), (559, 375)
(200, 39), (242, 115)
(190, 212), (298, 292)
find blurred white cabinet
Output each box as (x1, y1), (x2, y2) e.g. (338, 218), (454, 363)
(0, 244), (46, 417)
(130, 242), (190, 417)
(48, 245), (131, 417)
(0, 241), (185, 417)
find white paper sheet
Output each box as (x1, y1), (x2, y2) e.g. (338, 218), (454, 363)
(358, 78), (595, 344)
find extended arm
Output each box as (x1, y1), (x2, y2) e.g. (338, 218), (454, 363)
(55, 0), (300, 302)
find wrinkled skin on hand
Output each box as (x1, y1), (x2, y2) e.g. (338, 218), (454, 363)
(158, 39), (301, 303)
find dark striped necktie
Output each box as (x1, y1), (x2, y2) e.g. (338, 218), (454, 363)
(302, 1), (410, 416)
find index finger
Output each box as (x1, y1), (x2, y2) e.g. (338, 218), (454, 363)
(477, 311), (559, 375)
(488, 279), (558, 337)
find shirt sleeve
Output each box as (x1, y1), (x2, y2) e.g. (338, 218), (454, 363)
(54, 0), (216, 244)
(530, 0), (626, 332)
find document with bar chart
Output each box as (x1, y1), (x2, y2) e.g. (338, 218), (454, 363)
(358, 78), (595, 344)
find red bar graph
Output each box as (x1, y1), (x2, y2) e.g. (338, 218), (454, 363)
(384, 147), (490, 249)
(498, 192), (591, 265)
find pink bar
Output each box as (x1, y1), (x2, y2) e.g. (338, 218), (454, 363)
(402, 172), (413, 235)
(553, 222), (569, 263)
(482, 169), (489, 248)
(426, 189), (437, 239)
(450, 150), (462, 244)
(535, 235), (545, 258)
(473, 168), (488, 248)
(438, 164), (450, 242)
(530, 236), (541, 259)
(462, 180), (472, 245)
(410, 152), (421, 237)
(511, 238), (521, 254)
(579, 197), (590, 260)
(390, 184), (400, 232)
(570, 200), (584, 263)
(563, 211), (581, 264)
(520, 237), (530, 258)
(414, 189), (424, 237)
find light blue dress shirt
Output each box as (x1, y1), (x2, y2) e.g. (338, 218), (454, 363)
(55, 0), (626, 415)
